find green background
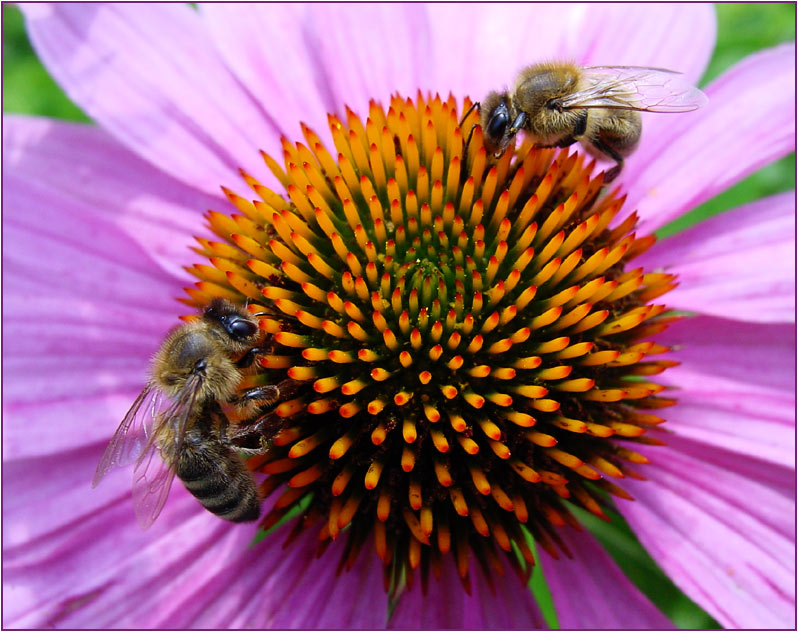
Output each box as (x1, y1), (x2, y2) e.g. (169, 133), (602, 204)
(3, 3), (795, 629)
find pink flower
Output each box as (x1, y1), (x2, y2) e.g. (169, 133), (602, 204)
(3, 3), (794, 629)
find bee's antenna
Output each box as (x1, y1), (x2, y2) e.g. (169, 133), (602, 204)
(459, 101), (480, 129)
(459, 102), (481, 183)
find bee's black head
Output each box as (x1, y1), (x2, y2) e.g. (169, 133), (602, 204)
(203, 298), (260, 342)
(480, 91), (514, 156)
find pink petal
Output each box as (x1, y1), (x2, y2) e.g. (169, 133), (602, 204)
(425, 4), (582, 102)
(657, 315), (794, 393)
(618, 435), (795, 628)
(660, 393), (794, 470)
(651, 316), (795, 468)
(3, 114), (222, 278)
(4, 394), (150, 461)
(21, 3), (281, 195)
(6, 494), (389, 628)
(2, 115), (248, 459)
(235, 526), (389, 629)
(3, 445), (132, 549)
(426, 4), (714, 106)
(199, 4), (335, 141)
(389, 554), (544, 628)
(4, 489), (216, 628)
(114, 518), (389, 628)
(641, 192), (795, 322)
(5, 399), (388, 627)
(540, 527), (672, 629)
(566, 3), (715, 81)
(623, 43), (796, 231)
(5, 443), (387, 628)
(296, 4), (434, 110)
(201, 3), (434, 154)
(3, 157), (184, 457)
(653, 428), (795, 499)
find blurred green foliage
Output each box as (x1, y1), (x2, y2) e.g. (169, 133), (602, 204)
(2, 4), (89, 121)
(701, 2), (796, 85)
(2, 3), (794, 629)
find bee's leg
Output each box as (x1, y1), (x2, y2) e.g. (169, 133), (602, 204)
(227, 384), (281, 421)
(591, 139), (625, 183)
(604, 161), (623, 184)
(227, 378), (301, 421)
(571, 110), (588, 140)
(218, 414), (272, 455)
(591, 110), (640, 183)
(458, 101), (480, 129)
(235, 346), (265, 369)
(554, 136), (579, 148)
(535, 137), (576, 150)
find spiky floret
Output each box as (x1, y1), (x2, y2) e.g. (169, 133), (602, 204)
(184, 93), (678, 594)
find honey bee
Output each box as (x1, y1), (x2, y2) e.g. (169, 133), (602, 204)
(92, 299), (295, 528)
(478, 61), (707, 181)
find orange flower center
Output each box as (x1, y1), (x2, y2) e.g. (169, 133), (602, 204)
(185, 93), (677, 594)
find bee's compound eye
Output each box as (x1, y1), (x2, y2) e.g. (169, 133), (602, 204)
(225, 316), (259, 340)
(486, 105), (509, 139)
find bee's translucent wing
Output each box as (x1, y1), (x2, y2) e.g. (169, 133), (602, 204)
(130, 441), (176, 530)
(561, 66), (708, 112)
(92, 383), (163, 487)
(130, 375), (201, 529)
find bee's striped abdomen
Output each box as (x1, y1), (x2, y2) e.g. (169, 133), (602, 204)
(177, 421), (260, 523)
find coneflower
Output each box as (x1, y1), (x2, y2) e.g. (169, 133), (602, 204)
(4, 4), (794, 629)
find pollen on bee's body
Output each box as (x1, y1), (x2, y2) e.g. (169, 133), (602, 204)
(186, 92), (678, 594)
